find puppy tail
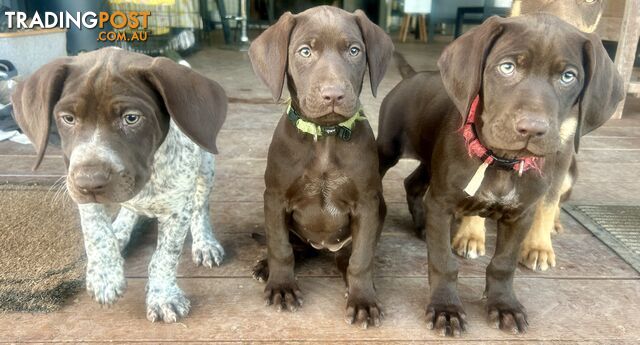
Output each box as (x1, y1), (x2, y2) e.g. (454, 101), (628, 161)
(394, 51), (416, 79)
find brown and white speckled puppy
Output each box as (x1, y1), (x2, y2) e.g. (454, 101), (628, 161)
(11, 47), (227, 323)
(249, 6), (393, 328)
(377, 14), (622, 335)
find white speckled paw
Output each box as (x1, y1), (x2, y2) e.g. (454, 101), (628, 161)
(85, 264), (127, 305)
(146, 283), (191, 323)
(192, 237), (225, 268)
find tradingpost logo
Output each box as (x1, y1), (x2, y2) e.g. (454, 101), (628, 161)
(4, 11), (151, 42)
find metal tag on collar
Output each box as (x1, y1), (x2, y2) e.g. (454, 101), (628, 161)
(323, 126), (338, 136)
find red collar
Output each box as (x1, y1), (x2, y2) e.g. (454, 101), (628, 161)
(462, 95), (543, 176)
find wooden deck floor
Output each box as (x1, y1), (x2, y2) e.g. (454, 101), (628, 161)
(1, 42), (639, 343)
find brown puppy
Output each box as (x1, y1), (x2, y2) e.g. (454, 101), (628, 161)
(377, 14), (622, 335)
(249, 6), (393, 328)
(452, 0), (608, 272)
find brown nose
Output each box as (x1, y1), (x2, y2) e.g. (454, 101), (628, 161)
(73, 166), (111, 194)
(515, 117), (549, 138)
(321, 86), (345, 105)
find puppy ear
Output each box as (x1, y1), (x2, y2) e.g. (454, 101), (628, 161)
(575, 33), (624, 152)
(11, 57), (70, 170)
(354, 9), (394, 97)
(249, 12), (296, 102)
(145, 57), (227, 154)
(438, 16), (505, 119)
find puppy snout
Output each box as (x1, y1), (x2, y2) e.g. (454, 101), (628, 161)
(320, 86), (345, 105)
(515, 116), (549, 138)
(73, 166), (111, 194)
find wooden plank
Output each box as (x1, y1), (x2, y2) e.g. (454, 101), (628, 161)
(571, 180), (640, 205)
(612, 0), (640, 119)
(0, 277), (638, 343)
(578, 136), (640, 150)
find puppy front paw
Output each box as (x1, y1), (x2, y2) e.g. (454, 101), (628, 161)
(345, 293), (383, 329)
(263, 280), (303, 312)
(252, 259), (269, 282)
(487, 299), (528, 334)
(85, 264), (126, 305)
(146, 283), (191, 323)
(519, 234), (556, 271)
(192, 236), (225, 268)
(425, 302), (467, 337)
(452, 216), (486, 259)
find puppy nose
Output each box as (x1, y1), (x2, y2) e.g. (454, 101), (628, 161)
(515, 117), (549, 138)
(321, 86), (345, 104)
(74, 167), (111, 194)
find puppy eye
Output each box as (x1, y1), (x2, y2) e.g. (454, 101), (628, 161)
(561, 70), (577, 85)
(123, 113), (141, 125)
(584, 0), (597, 4)
(60, 114), (76, 125)
(349, 46), (361, 57)
(299, 46), (312, 58)
(498, 62), (516, 76)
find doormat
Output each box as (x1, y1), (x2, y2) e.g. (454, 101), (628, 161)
(0, 183), (85, 312)
(564, 204), (640, 273)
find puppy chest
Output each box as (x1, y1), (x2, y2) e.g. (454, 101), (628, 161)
(286, 171), (357, 250)
(458, 182), (523, 219)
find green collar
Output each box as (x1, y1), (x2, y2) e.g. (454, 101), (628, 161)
(286, 100), (365, 141)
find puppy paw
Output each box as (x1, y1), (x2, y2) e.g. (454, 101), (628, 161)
(487, 300), (528, 334)
(85, 264), (127, 305)
(192, 237), (225, 268)
(553, 218), (564, 234)
(425, 302), (467, 337)
(263, 281), (303, 312)
(252, 259), (269, 283)
(519, 237), (556, 271)
(452, 216), (486, 259)
(146, 283), (191, 323)
(345, 295), (383, 329)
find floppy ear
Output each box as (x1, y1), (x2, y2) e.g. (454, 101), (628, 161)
(144, 57), (227, 154)
(354, 9), (394, 97)
(248, 12), (296, 102)
(437, 16), (505, 119)
(11, 57), (70, 170)
(575, 33), (624, 152)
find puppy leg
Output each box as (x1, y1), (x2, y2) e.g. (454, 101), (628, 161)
(404, 162), (430, 239)
(78, 204), (127, 305)
(554, 167), (575, 234)
(377, 125), (403, 177)
(253, 233), (316, 282)
(263, 190), (302, 312)
(146, 206), (192, 323)
(451, 215), (486, 259)
(485, 212), (534, 334)
(519, 197), (558, 271)
(344, 192), (385, 329)
(112, 207), (140, 252)
(424, 189), (466, 337)
(190, 152), (225, 267)
(520, 147), (574, 271)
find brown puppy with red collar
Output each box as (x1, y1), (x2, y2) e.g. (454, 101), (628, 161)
(249, 6), (393, 328)
(377, 14), (622, 335)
